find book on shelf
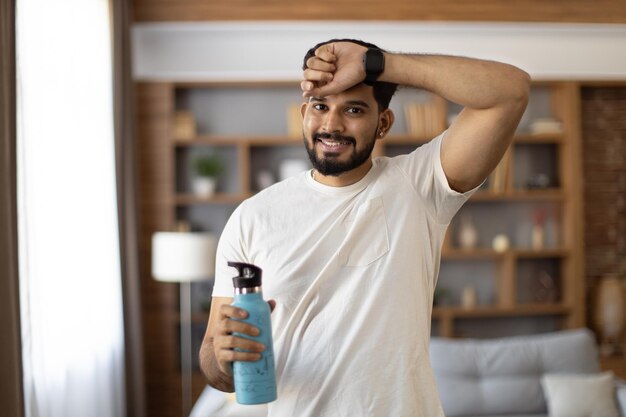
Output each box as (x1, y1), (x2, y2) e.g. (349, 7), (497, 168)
(489, 147), (512, 193)
(404, 102), (443, 138)
(286, 104), (303, 140)
(173, 111), (196, 141)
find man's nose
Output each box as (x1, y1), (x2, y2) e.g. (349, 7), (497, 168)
(322, 109), (344, 133)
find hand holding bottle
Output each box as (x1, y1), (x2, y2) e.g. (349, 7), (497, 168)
(212, 299), (276, 376)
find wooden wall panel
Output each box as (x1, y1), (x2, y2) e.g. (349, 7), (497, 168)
(582, 84), (626, 373)
(136, 82), (181, 417)
(133, 0), (626, 23)
(581, 86), (626, 288)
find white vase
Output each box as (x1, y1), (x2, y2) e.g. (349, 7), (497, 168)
(279, 159), (309, 181)
(531, 224), (544, 250)
(461, 286), (477, 309)
(458, 214), (478, 249)
(192, 177), (217, 197)
(256, 170), (275, 190)
(595, 275), (625, 356)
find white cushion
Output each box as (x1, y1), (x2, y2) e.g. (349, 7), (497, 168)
(541, 372), (619, 417)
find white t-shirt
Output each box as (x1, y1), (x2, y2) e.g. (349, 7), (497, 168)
(213, 132), (477, 417)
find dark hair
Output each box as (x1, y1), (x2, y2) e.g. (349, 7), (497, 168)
(302, 38), (398, 111)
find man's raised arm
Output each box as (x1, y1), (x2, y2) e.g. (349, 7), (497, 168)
(302, 42), (531, 192)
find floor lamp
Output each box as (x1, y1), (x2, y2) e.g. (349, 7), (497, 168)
(152, 231), (217, 417)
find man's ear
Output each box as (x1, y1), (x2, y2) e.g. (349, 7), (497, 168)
(300, 102), (307, 119)
(378, 109), (395, 138)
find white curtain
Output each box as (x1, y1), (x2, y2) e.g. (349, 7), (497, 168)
(16, 1), (126, 417)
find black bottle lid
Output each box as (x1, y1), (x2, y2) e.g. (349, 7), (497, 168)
(228, 261), (263, 289)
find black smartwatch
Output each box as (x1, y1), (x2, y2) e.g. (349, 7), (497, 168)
(363, 48), (385, 86)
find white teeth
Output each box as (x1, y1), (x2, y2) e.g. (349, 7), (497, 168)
(320, 139), (349, 147)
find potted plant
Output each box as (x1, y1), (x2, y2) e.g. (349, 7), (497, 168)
(191, 154), (224, 197)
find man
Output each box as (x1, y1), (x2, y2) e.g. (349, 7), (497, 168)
(200, 39), (530, 416)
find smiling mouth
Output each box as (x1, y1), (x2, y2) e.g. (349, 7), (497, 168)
(313, 133), (356, 148)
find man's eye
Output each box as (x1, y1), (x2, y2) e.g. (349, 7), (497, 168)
(346, 107), (363, 114)
(313, 104), (327, 111)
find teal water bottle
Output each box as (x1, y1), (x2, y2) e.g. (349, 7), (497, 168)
(228, 261), (277, 405)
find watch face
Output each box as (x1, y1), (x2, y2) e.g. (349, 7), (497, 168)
(364, 48), (384, 85)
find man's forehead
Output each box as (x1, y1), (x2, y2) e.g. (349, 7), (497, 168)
(307, 86), (375, 107)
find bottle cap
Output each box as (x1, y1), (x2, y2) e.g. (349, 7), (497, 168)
(228, 261), (263, 289)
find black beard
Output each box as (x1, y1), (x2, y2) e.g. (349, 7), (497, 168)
(303, 131), (377, 177)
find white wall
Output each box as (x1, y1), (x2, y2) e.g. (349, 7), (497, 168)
(132, 21), (626, 81)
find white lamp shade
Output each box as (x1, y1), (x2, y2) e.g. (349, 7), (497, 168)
(151, 232), (217, 282)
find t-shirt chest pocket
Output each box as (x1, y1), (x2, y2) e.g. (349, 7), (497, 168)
(339, 196), (390, 267)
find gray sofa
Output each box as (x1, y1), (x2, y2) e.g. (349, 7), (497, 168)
(430, 328), (626, 417)
(191, 328), (626, 417)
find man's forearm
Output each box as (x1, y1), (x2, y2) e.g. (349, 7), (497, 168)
(199, 338), (235, 392)
(380, 53), (530, 110)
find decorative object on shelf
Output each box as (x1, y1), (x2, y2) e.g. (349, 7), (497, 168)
(191, 154), (224, 197)
(458, 213), (478, 249)
(530, 118), (563, 135)
(256, 169), (275, 190)
(526, 173), (551, 189)
(175, 220), (191, 232)
(287, 103), (303, 139)
(532, 208), (547, 250)
(174, 111), (197, 141)
(404, 101), (442, 137)
(595, 274), (624, 357)
(461, 285), (477, 309)
(492, 234), (510, 253)
(531, 270), (558, 303)
(545, 210), (558, 248)
(279, 158), (309, 181)
(152, 231), (217, 417)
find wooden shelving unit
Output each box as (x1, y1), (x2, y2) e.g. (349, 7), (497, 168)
(431, 82), (585, 337)
(136, 79), (586, 415)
